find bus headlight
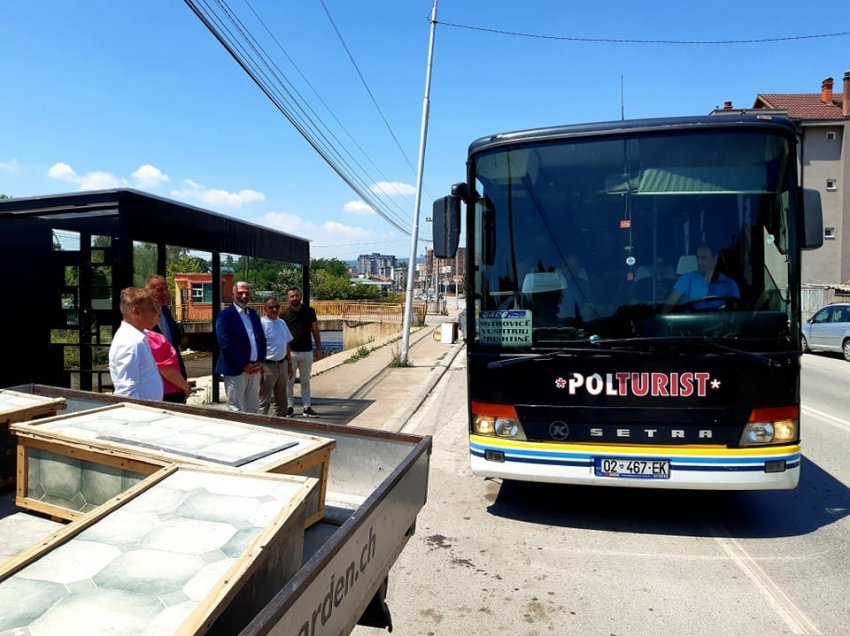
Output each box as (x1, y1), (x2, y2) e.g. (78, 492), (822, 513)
(473, 415), (495, 436)
(739, 407), (798, 446)
(471, 402), (526, 439)
(473, 415), (525, 439)
(494, 417), (523, 438)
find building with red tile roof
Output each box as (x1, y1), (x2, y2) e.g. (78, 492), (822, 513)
(719, 73), (849, 285)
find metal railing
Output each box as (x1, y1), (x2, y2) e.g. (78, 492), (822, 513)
(313, 300), (426, 324)
(177, 303), (267, 322)
(177, 300), (426, 324)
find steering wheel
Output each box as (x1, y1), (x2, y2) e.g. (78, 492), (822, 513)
(678, 295), (747, 312)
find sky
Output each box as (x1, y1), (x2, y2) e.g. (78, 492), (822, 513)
(1, 0), (849, 261)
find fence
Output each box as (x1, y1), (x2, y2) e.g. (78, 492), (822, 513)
(179, 301), (426, 324)
(801, 286), (835, 322)
(312, 301), (426, 324)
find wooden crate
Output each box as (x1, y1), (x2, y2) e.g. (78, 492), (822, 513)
(0, 389), (67, 488)
(11, 403), (334, 527)
(0, 464), (317, 635)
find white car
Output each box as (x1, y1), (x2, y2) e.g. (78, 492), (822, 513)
(802, 303), (850, 361)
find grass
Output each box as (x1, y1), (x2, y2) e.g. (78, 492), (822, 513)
(344, 345), (372, 364)
(388, 345), (412, 368)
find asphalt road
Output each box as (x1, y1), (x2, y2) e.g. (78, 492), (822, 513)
(354, 350), (850, 635)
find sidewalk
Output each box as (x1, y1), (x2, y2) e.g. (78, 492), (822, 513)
(192, 306), (465, 433)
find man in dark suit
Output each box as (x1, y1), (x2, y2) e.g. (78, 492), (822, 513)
(145, 275), (188, 401)
(215, 281), (266, 412)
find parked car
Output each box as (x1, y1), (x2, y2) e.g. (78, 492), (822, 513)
(802, 303), (850, 360)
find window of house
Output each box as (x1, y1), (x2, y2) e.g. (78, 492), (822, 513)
(191, 282), (213, 302)
(826, 131), (837, 141)
(827, 179), (837, 191)
(825, 227), (836, 240)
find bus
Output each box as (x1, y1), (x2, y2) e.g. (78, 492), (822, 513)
(433, 115), (823, 490)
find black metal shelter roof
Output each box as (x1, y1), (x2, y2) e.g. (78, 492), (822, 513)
(0, 188), (310, 264)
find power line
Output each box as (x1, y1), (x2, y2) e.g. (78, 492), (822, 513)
(185, 0), (426, 238)
(242, 0), (424, 217)
(317, 0), (419, 178)
(212, 0), (413, 231)
(437, 20), (850, 45)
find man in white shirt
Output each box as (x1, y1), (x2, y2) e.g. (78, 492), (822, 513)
(109, 287), (164, 400)
(259, 296), (294, 416)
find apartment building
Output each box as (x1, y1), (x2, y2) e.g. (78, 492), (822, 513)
(749, 72), (850, 284)
(356, 252), (397, 278)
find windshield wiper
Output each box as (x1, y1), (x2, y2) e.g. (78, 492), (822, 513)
(588, 335), (790, 368)
(486, 346), (650, 370)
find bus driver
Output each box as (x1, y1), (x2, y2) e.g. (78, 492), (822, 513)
(664, 244), (740, 310)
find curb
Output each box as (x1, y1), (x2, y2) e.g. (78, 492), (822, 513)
(381, 339), (466, 433)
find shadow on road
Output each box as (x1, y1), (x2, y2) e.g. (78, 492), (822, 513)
(487, 456), (848, 539)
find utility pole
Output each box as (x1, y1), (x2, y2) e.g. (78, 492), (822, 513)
(400, 0), (438, 365)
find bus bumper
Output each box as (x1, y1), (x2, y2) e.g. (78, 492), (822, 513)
(469, 436), (801, 490)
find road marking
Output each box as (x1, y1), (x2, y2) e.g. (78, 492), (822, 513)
(706, 523), (820, 634)
(801, 405), (850, 433)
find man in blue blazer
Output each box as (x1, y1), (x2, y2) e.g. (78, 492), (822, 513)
(215, 281), (266, 412)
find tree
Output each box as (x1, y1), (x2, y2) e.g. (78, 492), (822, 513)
(272, 264), (302, 298)
(0, 194), (11, 200)
(349, 283), (382, 300)
(312, 258), (349, 278)
(132, 243), (158, 287)
(310, 269), (351, 299)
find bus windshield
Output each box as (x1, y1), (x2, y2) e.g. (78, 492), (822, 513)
(471, 129), (795, 350)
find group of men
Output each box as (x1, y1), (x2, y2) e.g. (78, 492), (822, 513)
(215, 282), (321, 417)
(107, 276), (322, 418)
(108, 275), (189, 403)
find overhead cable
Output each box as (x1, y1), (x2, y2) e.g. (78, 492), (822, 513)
(317, 0), (419, 179)
(437, 20), (850, 45)
(185, 0), (420, 237)
(213, 0), (412, 231)
(243, 0), (424, 214)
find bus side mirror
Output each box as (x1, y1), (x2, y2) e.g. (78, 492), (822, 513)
(802, 188), (823, 250)
(433, 195), (461, 258)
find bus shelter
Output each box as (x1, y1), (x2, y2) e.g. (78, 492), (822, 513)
(0, 189), (310, 401)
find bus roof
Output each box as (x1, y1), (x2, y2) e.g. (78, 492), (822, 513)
(468, 114), (798, 156)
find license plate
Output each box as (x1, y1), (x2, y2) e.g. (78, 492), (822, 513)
(594, 457), (670, 479)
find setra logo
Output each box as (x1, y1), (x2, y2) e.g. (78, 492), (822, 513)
(549, 421), (569, 440)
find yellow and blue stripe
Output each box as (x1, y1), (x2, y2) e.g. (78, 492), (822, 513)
(469, 435), (801, 489)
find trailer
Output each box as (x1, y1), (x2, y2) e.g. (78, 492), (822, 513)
(0, 384), (431, 635)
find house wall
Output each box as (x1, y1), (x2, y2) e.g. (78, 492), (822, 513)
(800, 122), (848, 284)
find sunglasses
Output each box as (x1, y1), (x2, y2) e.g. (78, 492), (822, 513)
(266, 305), (280, 310)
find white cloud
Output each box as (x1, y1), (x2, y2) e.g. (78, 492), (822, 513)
(132, 164), (170, 189)
(0, 159), (18, 173)
(47, 162), (126, 189)
(258, 210), (410, 259)
(323, 220), (372, 239)
(344, 200), (375, 215)
(48, 162), (78, 182)
(370, 181), (416, 196)
(171, 179), (266, 208)
(260, 211), (375, 248)
(80, 171), (123, 190)
(260, 211), (311, 235)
